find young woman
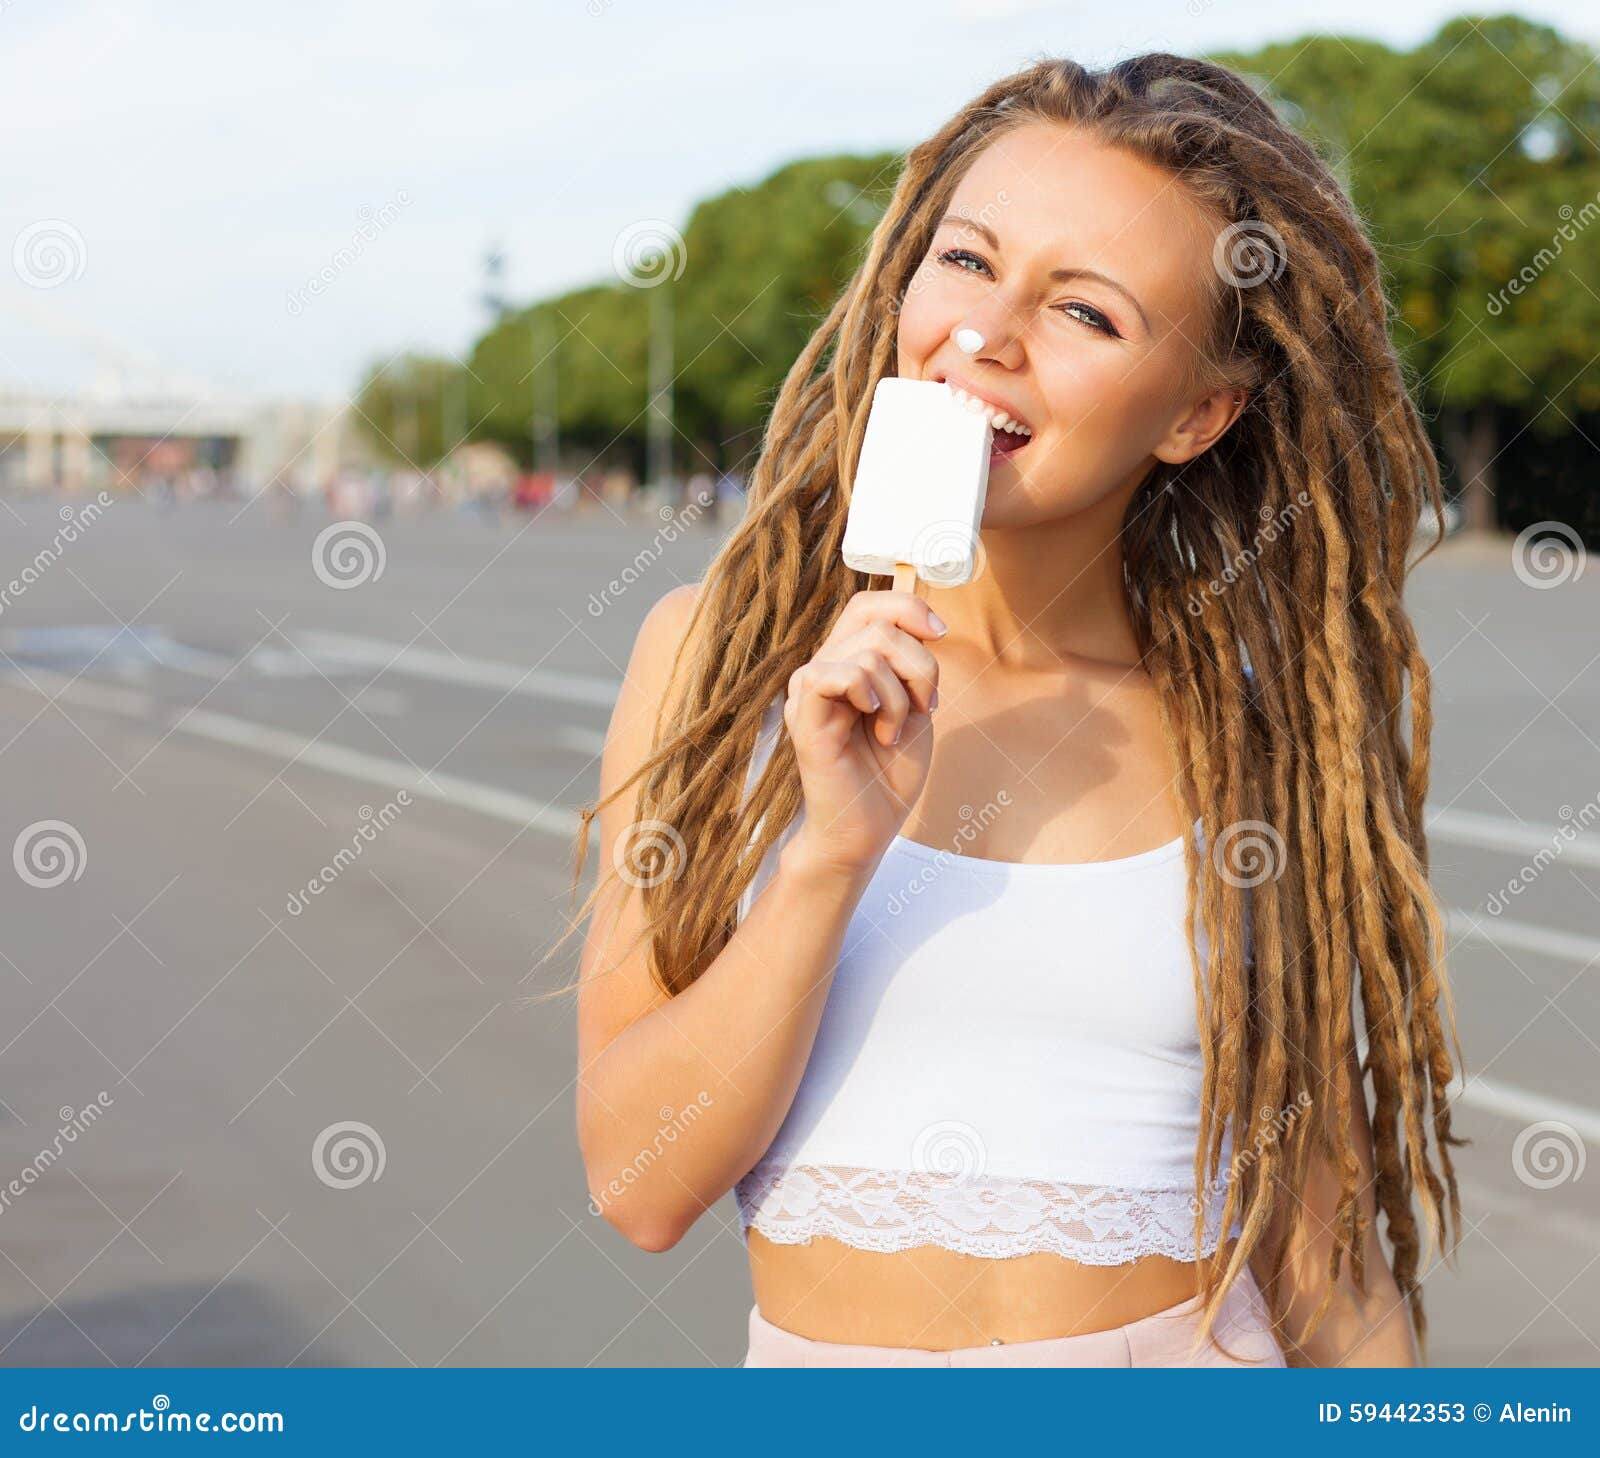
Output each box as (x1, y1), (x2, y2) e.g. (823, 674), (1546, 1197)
(564, 53), (1465, 1367)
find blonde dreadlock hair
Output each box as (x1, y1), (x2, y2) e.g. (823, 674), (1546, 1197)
(546, 52), (1466, 1362)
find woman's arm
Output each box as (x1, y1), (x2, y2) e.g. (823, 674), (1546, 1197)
(575, 584), (876, 1252)
(1249, 1038), (1421, 1367)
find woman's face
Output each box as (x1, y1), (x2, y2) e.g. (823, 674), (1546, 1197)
(894, 121), (1237, 527)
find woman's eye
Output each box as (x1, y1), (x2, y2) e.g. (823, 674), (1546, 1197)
(1057, 301), (1118, 336)
(936, 247), (988, 276)
(934, 249), (1119, 337)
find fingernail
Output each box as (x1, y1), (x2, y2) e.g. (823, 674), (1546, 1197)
(927, 611), (949, 636)
(892, 722), (902, 744)
(868, 690), (881, 710)
(930, 688), (940, 710)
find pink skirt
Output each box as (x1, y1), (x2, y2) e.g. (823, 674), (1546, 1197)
(744, 1265), (1286, 1368)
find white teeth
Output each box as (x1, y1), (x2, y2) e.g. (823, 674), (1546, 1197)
(943, 382), (1031, 436)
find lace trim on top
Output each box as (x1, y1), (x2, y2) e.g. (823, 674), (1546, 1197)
(736, 1160), (1242, 1265)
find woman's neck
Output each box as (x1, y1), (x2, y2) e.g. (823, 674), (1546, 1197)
(932, 510), (1143, 674)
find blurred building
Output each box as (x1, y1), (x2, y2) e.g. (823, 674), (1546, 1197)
(0, 386), (367, 497)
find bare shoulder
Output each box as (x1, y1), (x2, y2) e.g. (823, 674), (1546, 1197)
(579, 581), (708, 1046)
(616, 582), (705, 731)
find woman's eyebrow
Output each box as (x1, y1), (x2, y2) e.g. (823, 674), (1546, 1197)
(937, 214), (1150, 333)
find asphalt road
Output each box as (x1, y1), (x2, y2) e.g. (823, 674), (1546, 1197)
(0, 491), (1595, 1367)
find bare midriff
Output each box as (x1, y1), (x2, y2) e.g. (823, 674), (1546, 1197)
(747, 1229), (1237, 1348)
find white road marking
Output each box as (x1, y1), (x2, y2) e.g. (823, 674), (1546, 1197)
(0, 664), (156, 719)
(1446, 908), (1600, 969)
(173, 708), (580, 838)
(554, 725), (608, 756)
(1457, 1177), (1598, 1246)
(293, 629), (618, 708)
(1452, 1072), (1600, 1144)
(1428, 806), (1600, 870)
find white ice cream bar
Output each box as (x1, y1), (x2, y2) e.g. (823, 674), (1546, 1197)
(841, 377), (992, 586)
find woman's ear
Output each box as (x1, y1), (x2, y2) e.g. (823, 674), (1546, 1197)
(1153, 385), (1248, 466)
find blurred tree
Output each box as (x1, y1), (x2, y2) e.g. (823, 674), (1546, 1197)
(669, 154), (898, 450)
(1216, 16), (1600, 534)
(458, 153), (898, 474)
(353, 353), (467, 467)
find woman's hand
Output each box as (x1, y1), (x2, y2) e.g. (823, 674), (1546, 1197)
(782, 589), (946, 877)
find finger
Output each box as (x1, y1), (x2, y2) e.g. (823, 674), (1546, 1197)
(833, 622), (940, 715)
(836, 589), (949, 646)
(788, 660), (883, 742)
(852, 650), (911, 747)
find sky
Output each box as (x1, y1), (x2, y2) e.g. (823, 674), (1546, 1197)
(3, 0), (1595, 404)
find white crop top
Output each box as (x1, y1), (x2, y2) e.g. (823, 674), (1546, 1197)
(732, 697), (1247, 1264)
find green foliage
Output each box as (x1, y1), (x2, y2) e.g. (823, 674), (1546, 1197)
(1217, 16), (1600, 428)
(352, 353), (466, 467)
